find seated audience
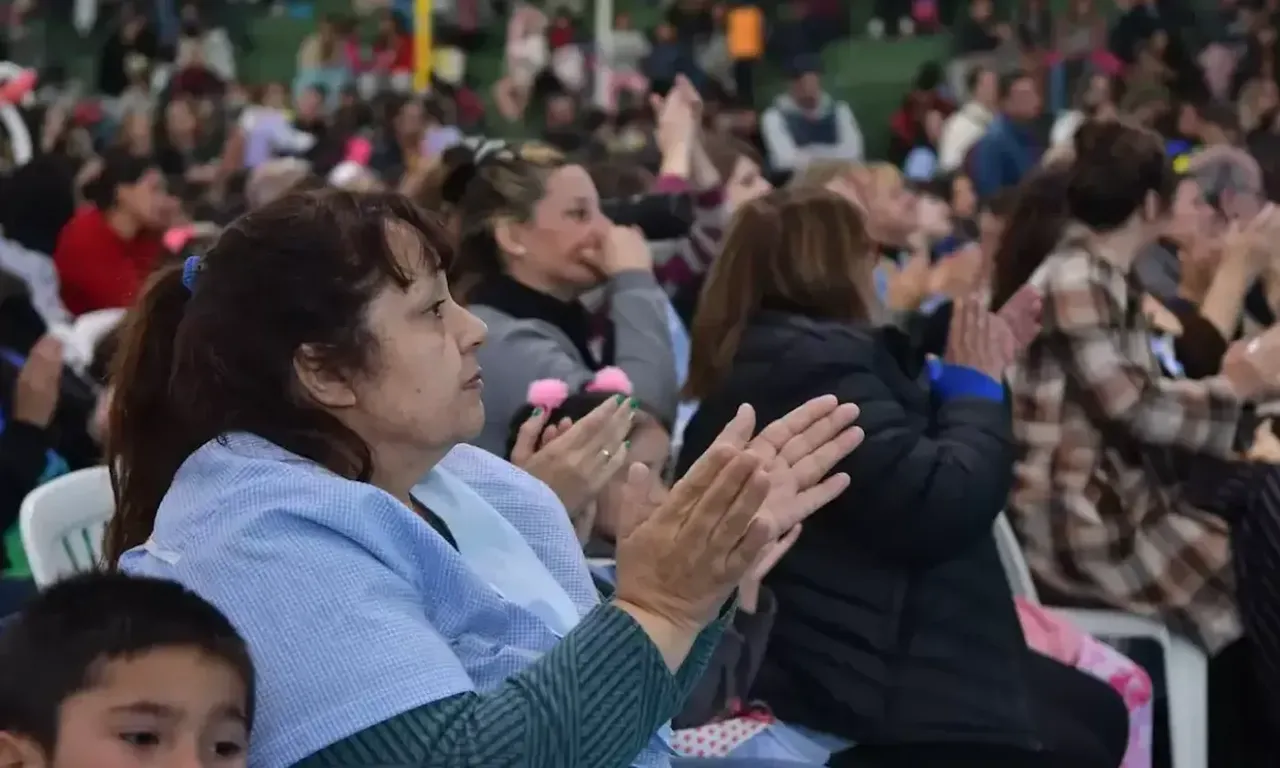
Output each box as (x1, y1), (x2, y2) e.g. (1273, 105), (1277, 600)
(53, 151), (171, 317)
(0, 571), (254, 767)
(889, 62), (954, 167)
(505, 373), (840, 763)
(1005, 120), (1280, 765)
(969, 71), (1044, 198)
(938, 65), (999, 174)
(760, 58), (864, 174)
(295, 14), (353, 106)
(106, 188), (858, 767)
(678, 185), (1129, 768)
(443, 91), (721, 453)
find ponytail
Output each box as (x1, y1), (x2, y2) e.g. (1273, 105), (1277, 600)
(103, 261), (193, 564)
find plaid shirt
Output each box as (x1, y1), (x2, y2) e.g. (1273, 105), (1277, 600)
(1007, 226), (1245, 652)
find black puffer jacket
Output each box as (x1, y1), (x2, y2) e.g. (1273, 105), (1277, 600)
(676, 311), (1040, 749)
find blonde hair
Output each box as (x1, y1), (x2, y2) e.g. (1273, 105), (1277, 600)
(788, 159), (863, 189)
(789, 160), (904, 199)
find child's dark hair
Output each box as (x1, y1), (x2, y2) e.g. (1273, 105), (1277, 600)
(0, 572), (255, 752)
(504, 377), (669, 459)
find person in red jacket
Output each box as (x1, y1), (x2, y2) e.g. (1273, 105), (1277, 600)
(53, 151), (170, 317)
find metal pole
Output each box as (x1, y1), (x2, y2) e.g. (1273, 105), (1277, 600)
(414, 0), (434, 93)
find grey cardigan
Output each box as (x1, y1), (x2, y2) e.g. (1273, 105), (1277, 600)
(469, 270), (678, 455)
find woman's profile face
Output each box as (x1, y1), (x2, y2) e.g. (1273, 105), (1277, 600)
(316, 223), (489, 455)
(515, 164), (610, 292)
(117, 168), (167, 227)
(726, 155), (772, 214)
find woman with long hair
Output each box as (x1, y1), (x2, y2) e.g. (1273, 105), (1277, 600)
(105, 187), (861, 767)
(678, 185), (1128, 768)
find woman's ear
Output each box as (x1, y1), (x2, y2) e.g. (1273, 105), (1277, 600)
(1143, 189), (1162, 224)
(293, 343), (358, 410)
(492, 217), (527, 259)
(0, 731), (46, 768)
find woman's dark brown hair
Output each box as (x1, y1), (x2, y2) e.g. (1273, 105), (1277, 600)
(989, 163), (1073, 309)
(104, 189), (453, 563)
(685, 187), (873, 400)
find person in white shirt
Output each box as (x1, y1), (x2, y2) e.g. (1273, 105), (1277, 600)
(761, 59), (864, 173)
(937, 65), (999, 173)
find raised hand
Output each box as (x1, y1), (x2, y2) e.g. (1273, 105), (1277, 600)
(994, 283), (1043, 359)
(713, 396), (862, 534)
(1223, 328), (1280, 401)
(603, 224), (652, 275)
(510, 396), (634, 512)
(738, 524), (801, 614)
(948, 290), (1041, 380)
(614, 443), (772, 634)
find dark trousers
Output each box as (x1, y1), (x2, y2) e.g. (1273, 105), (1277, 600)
(829, 653), (1129, 768)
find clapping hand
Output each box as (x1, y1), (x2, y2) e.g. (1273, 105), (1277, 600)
(510, 396), (634, 513)
(1223, 328), (1280, 400)
(614, 396), (863, 625)
(946, 286), (1042, 380)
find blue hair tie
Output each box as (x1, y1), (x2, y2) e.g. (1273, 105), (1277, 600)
(181, 255), (202, 293)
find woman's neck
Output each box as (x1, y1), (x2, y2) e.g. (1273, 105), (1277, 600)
(1088, 225), (1146, 272)
(504, 263), (580, 302)
(371, 442), (450, 510)
(105, 208), (140, 240)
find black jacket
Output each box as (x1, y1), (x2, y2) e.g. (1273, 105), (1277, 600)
(676, 311), (1039, 748)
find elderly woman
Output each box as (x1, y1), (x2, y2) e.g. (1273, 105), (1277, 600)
(106, 188), (862, 767)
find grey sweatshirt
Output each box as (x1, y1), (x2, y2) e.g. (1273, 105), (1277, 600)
(469, 270), (678, 456)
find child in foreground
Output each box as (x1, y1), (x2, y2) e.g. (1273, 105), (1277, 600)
(0, 571), (254, 768)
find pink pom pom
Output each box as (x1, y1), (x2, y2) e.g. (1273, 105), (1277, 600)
(527, 379), (570, 410)
(586, 366), (633, 395)
(345, 137), (373, 166)
(163, 226), (197, 253)
(0, 69), (36, 106)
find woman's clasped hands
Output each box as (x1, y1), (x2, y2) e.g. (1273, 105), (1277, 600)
(610, 396), (864, 667)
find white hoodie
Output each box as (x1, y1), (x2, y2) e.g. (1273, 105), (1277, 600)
(937, 101), (994, 173)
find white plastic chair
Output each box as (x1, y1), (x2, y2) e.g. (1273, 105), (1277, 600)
(19, 466), (113, 587)
(993, 513), (1208, 768)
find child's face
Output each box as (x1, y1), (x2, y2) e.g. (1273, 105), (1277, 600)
(594, 415), (671, 542)
(33, 648), (248, 768)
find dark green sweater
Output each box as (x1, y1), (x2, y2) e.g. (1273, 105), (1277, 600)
(295, 602), (729, 767)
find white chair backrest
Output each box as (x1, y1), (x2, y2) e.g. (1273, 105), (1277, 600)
(994, 512), (1039, 603)
(19, 466), (113, 586)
